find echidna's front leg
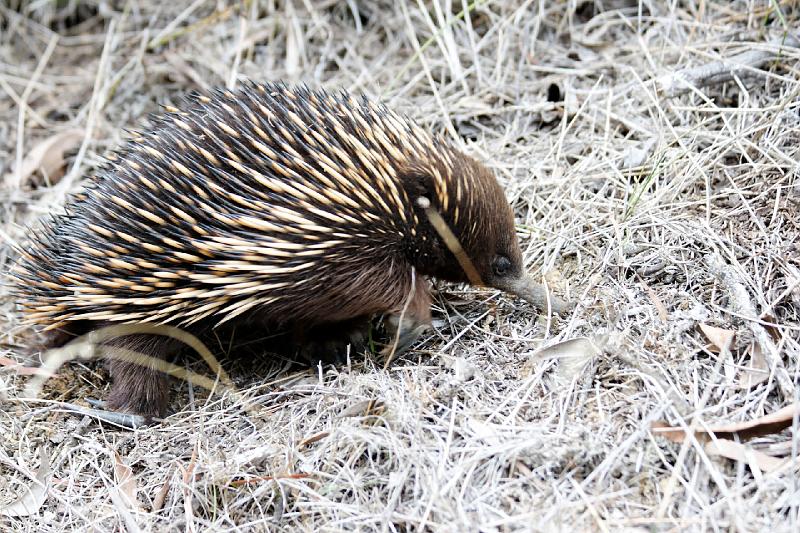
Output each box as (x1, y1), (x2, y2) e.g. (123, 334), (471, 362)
(381, 276), (432, 359)
(104, 334), (181, 421)
(295, 316), (371, 365)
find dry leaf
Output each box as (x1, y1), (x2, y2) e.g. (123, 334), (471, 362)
(181, 445), (198, 531)
(113, 451), (140, 511)
(698, 323), (735, 353)
(652, 402), (799, 443)
(759, 313), (782, 343)
(467, 418), (501, 446)
(699, 323), (736, 382)
(152, 464), (176, 512)
(6, 129), (84, 187)
(737, 342), (769, 389)
(452, 357), (476, 383)
(639, 279), (668, 321)
(622, 138), (657, 170)
(524, 337), (603, 382)
(108, 490), (140, 533)
(110, 451), (141, 532)
(705, 439), (786, 474)
(337, 400), (385, 418)
(0, 448), (50, 517)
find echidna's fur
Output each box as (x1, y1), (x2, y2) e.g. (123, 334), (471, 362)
(12, 82), (551, 418)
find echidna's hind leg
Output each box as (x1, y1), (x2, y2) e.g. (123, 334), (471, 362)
(295, 316), (372, 366)
(103, 334), (182, 421)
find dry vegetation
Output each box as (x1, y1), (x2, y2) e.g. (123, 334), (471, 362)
(1, 0), (800, 531)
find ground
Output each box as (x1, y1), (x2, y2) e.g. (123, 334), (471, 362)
(1, 1), (799, 531)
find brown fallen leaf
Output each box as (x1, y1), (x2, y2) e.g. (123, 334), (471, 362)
(181, 444), (198, 530)
(737, 342), (769, 389)
(152, 464), (176, 512)
(6, 129), (84, 187)
(113, 451), (140, 512)
(0, 448), (50, 517)
(639, 278), (668, 321)
(337, 399), (385, 418)
(523, 336), (604, 382)
(467, 417), (502, 446)
(699, 323), (737, 382)
(652, 402), (799, 443)
(698, 323), (735, 353)
(759, 312), (782, 343)
(705, 439), (786, 474)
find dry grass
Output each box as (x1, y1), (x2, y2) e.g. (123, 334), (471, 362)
(1, 0), (799, 531)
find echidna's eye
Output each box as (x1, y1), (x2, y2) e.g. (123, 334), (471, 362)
(492, 255), (512, 277)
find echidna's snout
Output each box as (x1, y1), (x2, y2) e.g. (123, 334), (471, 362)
(492, 274), (574, 315)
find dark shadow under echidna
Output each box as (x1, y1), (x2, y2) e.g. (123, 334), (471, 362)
(12, 82), (570, 420)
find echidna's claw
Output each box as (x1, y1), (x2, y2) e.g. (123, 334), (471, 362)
(380, 314), (430, 362)
(85, 398), (107, 409)
(59, 401), (158, 429)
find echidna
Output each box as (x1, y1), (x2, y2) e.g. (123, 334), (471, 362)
(12, 82), (568, 419)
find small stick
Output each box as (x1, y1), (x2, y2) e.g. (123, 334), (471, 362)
(658, 35), (799, 97)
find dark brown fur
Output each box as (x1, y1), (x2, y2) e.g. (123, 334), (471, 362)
(12, 82), (530, 419)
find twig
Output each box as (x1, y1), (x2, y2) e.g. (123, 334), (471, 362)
(658, 34), (799, 97)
